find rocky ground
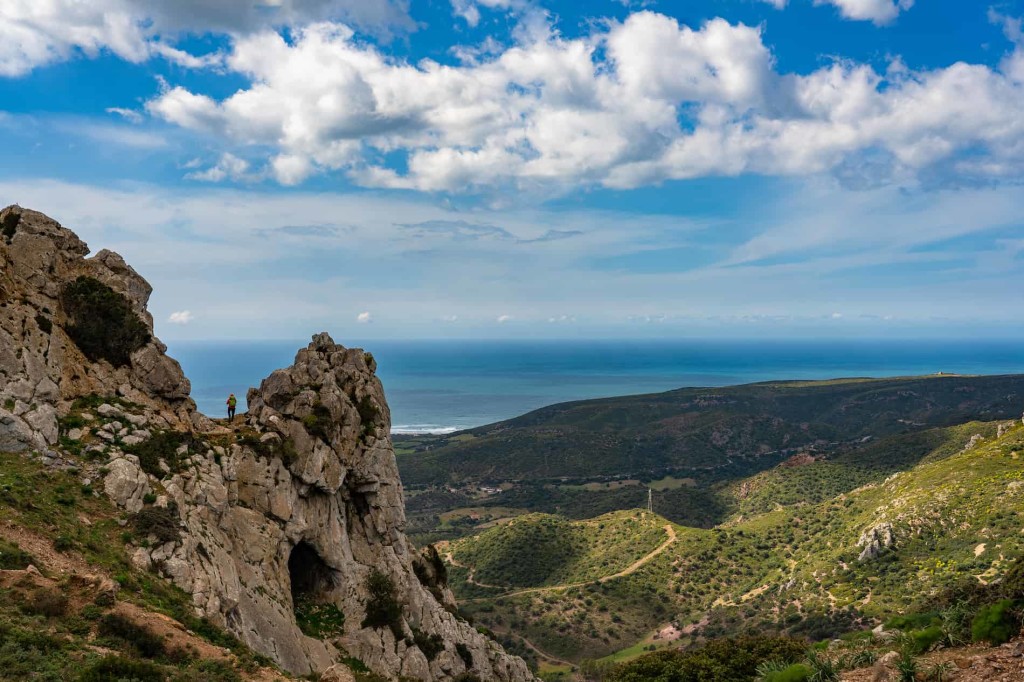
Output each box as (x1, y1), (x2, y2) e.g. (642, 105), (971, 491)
(841, 638), (1024, 681)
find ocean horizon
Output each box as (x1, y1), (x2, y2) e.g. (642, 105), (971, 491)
(166, 338), (1024, 434)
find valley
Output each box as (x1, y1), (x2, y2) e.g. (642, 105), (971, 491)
(394, 377), (1024, 678)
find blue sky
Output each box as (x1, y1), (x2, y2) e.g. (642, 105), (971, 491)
(2, 0), (1023, 340)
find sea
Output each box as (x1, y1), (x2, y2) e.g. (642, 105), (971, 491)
(166, 339), (1024, 434)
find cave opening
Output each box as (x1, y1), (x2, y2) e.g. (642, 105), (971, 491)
(288, 541), (334, 603)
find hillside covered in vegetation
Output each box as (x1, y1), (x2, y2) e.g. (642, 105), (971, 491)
(446, 417), (1024, 676)
(398, 375), (1024, 486)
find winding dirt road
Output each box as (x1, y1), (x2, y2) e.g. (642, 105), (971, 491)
(461, 524), (678, 602)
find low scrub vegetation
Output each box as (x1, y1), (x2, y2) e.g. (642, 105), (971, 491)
(60, 276), (151, 366)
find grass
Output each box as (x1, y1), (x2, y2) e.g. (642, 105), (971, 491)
(453, 421), (1024, 664)
(450, 510), (666, 589)
(0, 451), (281, 678)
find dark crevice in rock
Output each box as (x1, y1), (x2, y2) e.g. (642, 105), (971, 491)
(289, 541), (336, 604)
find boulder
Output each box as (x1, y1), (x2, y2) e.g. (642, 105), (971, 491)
(857, 522), (895, 561)
(103, 457), (152, 514)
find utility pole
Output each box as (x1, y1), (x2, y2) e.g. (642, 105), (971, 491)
(647, 488), (653, 514)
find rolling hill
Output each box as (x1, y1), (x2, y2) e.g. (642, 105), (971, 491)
(449, 418), (1024, 669)
(397, 375), (1024, 486)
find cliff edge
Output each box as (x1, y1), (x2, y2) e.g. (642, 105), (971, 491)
(0, 205), (534, 681)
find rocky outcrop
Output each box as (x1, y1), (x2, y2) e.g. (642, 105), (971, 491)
(0, 206), (534, 681)
(135, 333), (534, 680)
(856, 522), (895, 561)
(0, 205), (203, 454)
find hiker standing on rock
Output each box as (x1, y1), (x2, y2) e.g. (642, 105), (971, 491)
(227, 393), (237, 422)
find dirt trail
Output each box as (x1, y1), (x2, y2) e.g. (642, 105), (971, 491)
(464, 524), (678, 602)
(518, 634), (575, 667)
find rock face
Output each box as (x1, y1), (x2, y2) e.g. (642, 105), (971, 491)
(0, 206), (533, 681)
(141, 333), (534, 680)
(856, 522), (895, 561)
(0, 205), (203, 453)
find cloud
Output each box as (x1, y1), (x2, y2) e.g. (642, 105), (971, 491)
(357, 311), (372, 323)
(761, 0), (913, 24)
(142, 9), (1024, 194)
(185, 153), (255, 183)
(398, 220), (515, 241)
(0, 0), (413, 77)
(818, 0), (913, 25)
(105, 107), (143, 123)
(450, 0), (531, 27)
(2, 177), (1023, 338)
(168, 310), (194, 324)
(496, 314), (512, 323)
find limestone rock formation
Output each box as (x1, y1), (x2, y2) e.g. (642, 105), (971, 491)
(0, 205), (204, 454)
(134, 333), (534, 680)
(856, 521), (895, 562)
(0, 206), (534, 681)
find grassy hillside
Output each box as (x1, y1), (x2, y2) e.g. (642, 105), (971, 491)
(398, 374), (1024, 486)
(0, 451), (292, 681)
(447, 511), (667, 590)
(454, 419), (1024, 665)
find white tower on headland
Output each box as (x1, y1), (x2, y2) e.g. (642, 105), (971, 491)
(647, 488), (653, 514)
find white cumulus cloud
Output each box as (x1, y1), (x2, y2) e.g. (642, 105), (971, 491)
(141, 9), (1024, 194)
(186, 153), (255, 183)
(357, 311), (372, 323)
(168, 310), (194, 324)
(0, 0), (412, 77)
(761, 0), (913, 24)
(496, 314), (512, 323)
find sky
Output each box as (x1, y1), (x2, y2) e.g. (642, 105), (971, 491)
(1, 0), (1024, 340)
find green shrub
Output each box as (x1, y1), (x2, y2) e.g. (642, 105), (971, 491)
(94, 591), (116, 607)
(762, 663), (811, 682)
(78, 655), (165, 682)
(171, 659), (242, 682)
(294, 597), (345, 639)
(124, 431), (193, 478)
(133, 503), (181, 545)
(885, 612), (940, 631)
(53, 535), (74, 552)
(302, 403), (333, 440)
(610, 636), (807, 682)
(238, 433), (298, 467)
(339, 656), (370, 673)
(894, 651), (918, 682)
(805, 649), (839, 682)
(357, 396), (380, 440)
(412, 629), (445, 661)
(971, 600), (1018, 645)
(98, 613), (166, 659)
(362, 569), (403, 637)
(20, 588), (69, 618)
(940, 601), (973, 646)
(61, 276), (151, 367)
(34, 314), (52, 334)
(0, 538), (34, 569)
(909, 625), (944, 654)
(455, 642), (473, 669)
